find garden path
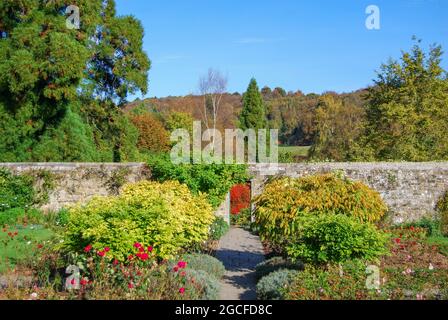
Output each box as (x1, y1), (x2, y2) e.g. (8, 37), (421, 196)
(216, 227), (265, 300)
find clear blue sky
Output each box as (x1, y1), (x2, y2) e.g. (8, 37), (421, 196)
(115, 0), (448, 99)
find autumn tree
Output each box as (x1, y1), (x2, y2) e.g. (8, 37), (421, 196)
(131, 114), (170, 153)
(309, 94), (366, 161)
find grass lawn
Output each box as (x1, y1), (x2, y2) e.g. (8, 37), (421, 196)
(279, 146), (311, 159)
(427, 235), (448, 257)
(0, 225), (54, 273)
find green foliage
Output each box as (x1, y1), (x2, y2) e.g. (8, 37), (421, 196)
(357, 40), (448, 161)
(310, 94), (366, 161)
(0, 0), (150, 162)
(185, 269), (220, 300)
(255, 257), (304, 280)
(286, 214), (389, 265)
(256, 269), (300, 300)
(254, 174), (388, 248)
(0, 168), (35, 212)
(239, 78), (266, 130)
(63, 180), (215, 261)
(231, 208), (252, 229)
(402, 217), (443, 238)
(164, 111), (194, 135)
(437, 192), (448, 237)
(0, 208), (43, 226)
(209, 217), (230, 241)
(181, 253), (226, 280)
(146, 152), (249, 208)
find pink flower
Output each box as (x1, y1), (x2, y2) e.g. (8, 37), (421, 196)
(84, 244), (92, 253)
(97, 250), (106, 257)
(104, 247), (110, 252)
(147, 246), (153, 253)
(134, 242), (142, 249)
(80, 278), (89, 286)
(179, 288), (185, 294)
(177, 261), (187, 269)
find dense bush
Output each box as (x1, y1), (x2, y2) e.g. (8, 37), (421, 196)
(63, 181), (214, 260)
(254, 173), (388, 247)
(256, 269), (300, 300)
(181, 253), (226, 279)
(255, 257), (304, 280)
(286, 214), (389, 265)
(146, 152), (249, 208)
(437, 192), (448, 236)
(209, 217), (229, 241)
(230, 184), (251, 215)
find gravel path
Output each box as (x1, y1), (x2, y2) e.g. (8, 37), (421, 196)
(215, 227), (265, 300)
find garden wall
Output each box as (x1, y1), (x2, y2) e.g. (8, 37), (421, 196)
(0, 163), (150, 212)
(249, 163), (448, 224)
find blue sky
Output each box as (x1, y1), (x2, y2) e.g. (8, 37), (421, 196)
(115, 0), (448, 99)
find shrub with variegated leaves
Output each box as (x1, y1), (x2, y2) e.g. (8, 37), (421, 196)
(63, 181), (214, 261)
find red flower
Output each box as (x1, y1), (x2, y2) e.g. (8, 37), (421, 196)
(410, 226), (415, 231)
(37, 244), (43, 249)
(104, 247), (110, 252)
(179, 288), (186, 294)
(128, 283), (134, 289)
(394, 238), (401, 244)
(177, 261), (187, 269)
(84, 245), (92, 253)
(139, 247), (145, 253)
(97, 250), (106, 257)
(180, 271), (187, 277)
(173, 267), (179, 272)
(134, 242), (142, 249)
(70, 278), (76, 285)
(113, 259), (119, 266)
(147, 246), (153, 253)
(138, 253), (149, 261)
(128, 255), (134, 261)
(80, 278), (89, 286)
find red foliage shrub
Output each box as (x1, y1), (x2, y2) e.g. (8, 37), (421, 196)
(230, 184), (251, 215)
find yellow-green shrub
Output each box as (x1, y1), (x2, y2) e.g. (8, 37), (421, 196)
(63, 181), (214, 261)
(254, 173), (388, 246)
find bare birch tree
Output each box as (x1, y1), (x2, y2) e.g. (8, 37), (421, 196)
(198, 68), (228, 131)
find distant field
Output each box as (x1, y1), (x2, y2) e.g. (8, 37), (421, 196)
(279, 146), (311, 158)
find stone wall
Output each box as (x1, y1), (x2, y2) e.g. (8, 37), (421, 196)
(249, 163), (448, 223)
(0, 163), (150, 212)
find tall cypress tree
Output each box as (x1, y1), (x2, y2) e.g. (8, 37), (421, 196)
(239, 78), (266, 130)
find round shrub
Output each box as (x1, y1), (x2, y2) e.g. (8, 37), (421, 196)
(185, 269), (220, 300)
(254, 173), (388, 247)
(209, 217), (229, 241)
(255, 257), (304, 280)
(256, 269), (300, 300)
(63, 181), (215, 261)
(437, 191), (448, 237)
(286, 214), (390, 265)
(181, 253), (226, 279)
